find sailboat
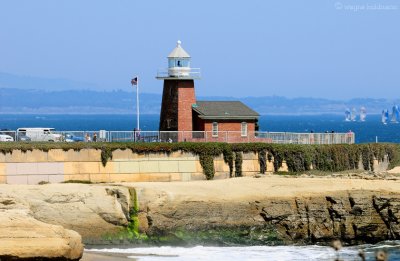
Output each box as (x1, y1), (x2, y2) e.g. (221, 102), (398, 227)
(359, 107), (366, 122)
(382, 109), (389, 125)
(390, 105), (399, 124)
(345, 108), (351, 122)
(351, 108), (357, 121)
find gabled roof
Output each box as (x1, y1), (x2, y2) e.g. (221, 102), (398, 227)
(193, 101), (259, 120)
(168, 40), (191, 58)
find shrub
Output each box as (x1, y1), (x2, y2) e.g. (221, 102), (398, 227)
(258, 150), (267, 174)
(223, 147), (234, 177)
(199, 154), (215, 180)
(234, 151), (243, 177)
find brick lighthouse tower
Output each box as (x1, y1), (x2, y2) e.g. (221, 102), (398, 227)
(156, 40), (201, 141)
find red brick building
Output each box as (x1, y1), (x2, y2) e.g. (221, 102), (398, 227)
(192, 101), (259, 141)
(157, 41), (259, 141)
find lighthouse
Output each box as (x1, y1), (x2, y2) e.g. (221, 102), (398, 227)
(156, 41), (201, 138)
(156, 41), (259, 143)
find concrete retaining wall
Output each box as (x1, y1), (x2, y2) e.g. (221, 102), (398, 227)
(2, 149), (386, 185)
(0, 149), (264, 184)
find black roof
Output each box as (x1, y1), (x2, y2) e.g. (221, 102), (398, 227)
(193, 101), (259, 120)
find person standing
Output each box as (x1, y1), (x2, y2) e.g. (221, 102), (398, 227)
(93, 133), (97, 142)
(85, 133), (91, 142)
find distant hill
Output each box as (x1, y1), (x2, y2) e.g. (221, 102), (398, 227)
(0, 88), (161, 114)
(1, 72), (398, 115)
(1, 87), (398, 115)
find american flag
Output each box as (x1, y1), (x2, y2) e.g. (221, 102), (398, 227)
(131, 77), (138, 86)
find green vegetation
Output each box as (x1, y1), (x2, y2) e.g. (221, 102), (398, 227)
(199, 154), (215, 180)
(127, 188), (140, 238)
(102, 187), (149, 243)
(102, 225), (282, 246)
(1, 142), (399, 179)
(258, 150), (267, 174)
(234, 151), (243, 177)
(222, 147), (234, 177)
(62, 180), (92, 184)
(149, 225), (282, 246)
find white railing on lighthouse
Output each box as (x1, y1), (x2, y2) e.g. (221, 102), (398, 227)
(156, 68), (201, 79)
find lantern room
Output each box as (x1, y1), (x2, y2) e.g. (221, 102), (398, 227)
(167, 40), (191, 77)
(156, 40), (200, 79)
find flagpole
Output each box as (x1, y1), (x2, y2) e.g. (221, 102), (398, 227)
(136, 77), (140, 132)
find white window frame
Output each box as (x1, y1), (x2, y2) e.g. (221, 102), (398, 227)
(241, 122), (248, 137)
(212, 122), (218, 137)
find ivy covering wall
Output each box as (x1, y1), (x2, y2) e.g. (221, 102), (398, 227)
(0, 142), (399, 179)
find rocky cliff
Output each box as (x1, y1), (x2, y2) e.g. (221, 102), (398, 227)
(256, 191), (400, 244)
(136, 190), (400, 245)
(0, 184), (134, 259)
(0, 197), (83, 260)
(2, 175), (400, 255)
(133, 176), (400, 245)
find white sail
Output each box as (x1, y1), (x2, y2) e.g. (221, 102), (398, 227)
(382, 110), (389, 124)
(359, 107), (366, 122)
(391, 105), (399, 123)
(351, 108), (357, 121)
(345, 108), (351, 122)
(397, 105), (400, 122)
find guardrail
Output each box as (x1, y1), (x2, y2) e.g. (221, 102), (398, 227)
(156, 68), (201, 79)
(0, 130), (355, 144)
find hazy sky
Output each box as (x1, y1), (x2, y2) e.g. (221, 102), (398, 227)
(0, 0), (399, 99)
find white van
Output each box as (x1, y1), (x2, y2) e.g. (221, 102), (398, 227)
(17, 128), (62, 142)
(0, 134), (14, 142)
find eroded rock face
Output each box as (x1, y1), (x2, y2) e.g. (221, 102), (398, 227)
(140, 191), (400, 245)
(252, 192), (394, 244)
(373, 195), (400, 239)
(0, 184), (132, 244)
(3, 182), (400, 247)
(0, 200), (83, 260)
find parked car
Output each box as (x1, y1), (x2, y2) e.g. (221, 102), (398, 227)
(0, 134), (14, 142)
(18, 135), (32, 141)
(17, 128), (62, 142)
(64, 133), (85, 142)
(0, 129), (16, 140)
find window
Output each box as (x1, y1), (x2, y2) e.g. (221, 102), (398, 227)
(241, 122), (248, 137)
(212, 122), (218, 137)
(166, 119), (172, 129)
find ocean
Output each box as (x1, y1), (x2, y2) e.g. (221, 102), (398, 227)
(0, 114), (399, 143)
(87, 242), (400, 261)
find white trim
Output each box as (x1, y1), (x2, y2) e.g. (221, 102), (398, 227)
(241, 122), (248, 137)
(212, 122), (218, 137)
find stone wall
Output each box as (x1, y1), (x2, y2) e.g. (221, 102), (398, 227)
(0, 148), (388, 185)
(0, 149), (264, 184)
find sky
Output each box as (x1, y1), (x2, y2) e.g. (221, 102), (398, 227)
(0, 0), (399, 99)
